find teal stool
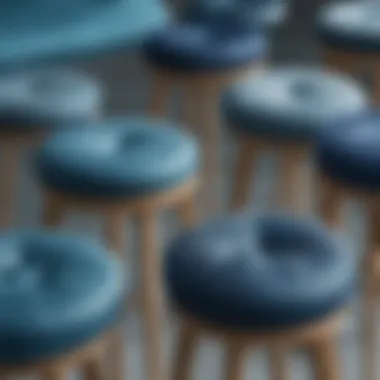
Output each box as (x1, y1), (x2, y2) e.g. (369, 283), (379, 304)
(0, 230), (128, 380)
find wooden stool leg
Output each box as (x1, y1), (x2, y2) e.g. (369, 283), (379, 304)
(138, 211), (164, 380)
(224, 342), (247, 380)
(105, 212), (126, 256)
(148, 72), (173, 118)
(107, 329), (126, 380)
(308, 338), (341, 380)
(0, 143), (22, 227)
(230, 138), (259, 211)
(268, 346), (288, 380)
(319, 176), (342, 229)
(43, 193), (65, 227)
(172, 322), (199, 380)
(178, 195), (199, 228)
(83, 357), (106, 380)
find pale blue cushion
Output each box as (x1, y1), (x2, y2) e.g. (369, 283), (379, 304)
(223, 67), (368, 140)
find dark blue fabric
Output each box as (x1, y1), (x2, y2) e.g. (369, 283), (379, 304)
(316, 2), (380, 53)
(165, 213), (356, 330)
(316, 112), (380, 190)
(0, 230), (128, 364)
(35, 116), (199, 198)
(143, 21), (267, 72)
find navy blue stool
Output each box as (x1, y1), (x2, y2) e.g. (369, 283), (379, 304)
(223, 67), (368, 213)
(317, 1), (380, 105)
(0, 230), (128, 380)
(316, 112), (380, 380)
(165, 213), (355, 380)
(35, 116), (200, 380)
(0, 68), (102, 228)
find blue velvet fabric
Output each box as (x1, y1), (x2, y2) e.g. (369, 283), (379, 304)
(316, 112), (380, 190)
(165, 213), (356, 330)
(0, 230), (128, 364)
(0, 69), (102, 129)
(35, 117), (199, 198)
(0, 0), (169, 72)
(223, 67), (368, 140)
(317, 2), (380, 53)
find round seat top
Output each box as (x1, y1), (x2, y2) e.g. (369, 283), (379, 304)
(143, 20), (267, 72)
(0, 230), (127, 364)
(223, 67), (368, 140)
(165, 213), (355, 330)
(36, 117), (199, 198)
(317, 2), (380, 53)
(317, 112), (380, 190)
(0, 69), (102, 129)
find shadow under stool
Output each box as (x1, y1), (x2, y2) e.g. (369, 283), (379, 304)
(0, 68), (102, 227)
(316, 112), (380, 380)
(34, 116), (200, 380)
(165, 213), (356, 380)
(0, 230), (127, 380)
(317, 1), (380, 105)
(142, 10), (268, 215)
(223, 67), (368, 213)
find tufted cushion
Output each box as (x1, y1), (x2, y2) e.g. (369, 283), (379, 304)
(317, 2), (380, 53)
(35, 117), (199, 198)
(223, 67), (368, 141)
(0, 0), (168, 71)
(0, 69), (102, 129)
(165, 213), (356, 330)
(0, 230), (128, 364)
(316, 112), (380, 190)
(143, 20), (267, 72)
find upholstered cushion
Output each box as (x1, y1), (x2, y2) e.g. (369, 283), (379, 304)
(317, 2), (380, 53)
(0, 69), (102, 128)
(35, 117), (199, 198)
(316, 112), (380, 190)
(0, 230), (128, 364)
(165, 213), (355, 330)
(223, 67), (368, 141)
(143, 20), (267, 72)
(0, 0), (168, 71)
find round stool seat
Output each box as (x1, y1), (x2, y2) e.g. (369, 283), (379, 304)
(317, 2), (380, 53)
(223, 67), (368, 140)
(36, 117), (199, 198)
(0, 69), (102, 129)
(143, 21), (267, 72)
(317, 113), (380, 190)
(165, 213), (355, 329)
(0, 230), (127, 363)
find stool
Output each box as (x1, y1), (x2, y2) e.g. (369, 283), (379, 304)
(0, 230), (127, 380)
(317, 1), (380, 105)
(143, 12), (267, 214)
(223, 67), (368, 213)
(0, 68), (102, 227)
(315, 112), (380, 380)
(34, 116), (200, 380)
(165, 213), (355, 380)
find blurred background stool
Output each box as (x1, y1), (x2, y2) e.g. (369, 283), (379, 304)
(317, 1), (380, 105)
(316, 112), (380, 380)
(0, 230), (127, 380)
(0, 68), (102, 228)
(165, 213), (356, 380)
(143, 7), (268, 215)
(35, 116), (200, 380)
(223, 67), (368, 213)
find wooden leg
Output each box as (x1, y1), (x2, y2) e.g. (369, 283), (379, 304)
(230, 138), (258, 211)
(43, 192), (65, 227)
(0, 142), (22, 227)
(224, 342), (247, 380)
(138, 211), (164, 380)
(181, 84), (200, 135)
(82, 357), (106, 380)
(148, 72), (173, 118)
(308, 338), (341, 380)
(319, 176), (342, 230)
(268, 346), (288, 380)
(172, 322), (198, 380)
(178, 195), (199, 228)
(105, 212), (126, 256)
(107, 329), (126, 380)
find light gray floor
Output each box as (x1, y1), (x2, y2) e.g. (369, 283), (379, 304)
(14, 3), (371, 379)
